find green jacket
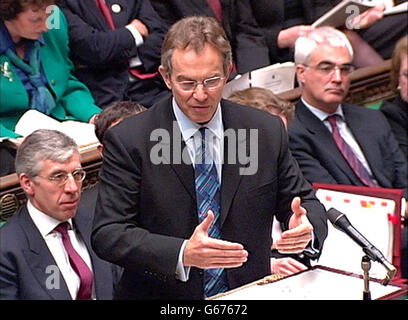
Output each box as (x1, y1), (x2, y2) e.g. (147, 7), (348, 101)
(0, 8), (101, 138)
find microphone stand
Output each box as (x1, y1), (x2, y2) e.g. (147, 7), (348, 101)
(361, 255), (371, 300)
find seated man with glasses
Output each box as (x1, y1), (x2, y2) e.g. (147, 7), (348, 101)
(288, 27), (407, 197)
(0, 129), (120, 300)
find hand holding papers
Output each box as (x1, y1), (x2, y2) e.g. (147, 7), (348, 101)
(312, 1), (407, 29)
(312, 1), (377, 28)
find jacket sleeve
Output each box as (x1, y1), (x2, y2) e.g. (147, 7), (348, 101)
(231, 0), (270, 73)
(54, 8), (101, 120)
(275, 120), (328, 255)
(61, 0), (166, 72)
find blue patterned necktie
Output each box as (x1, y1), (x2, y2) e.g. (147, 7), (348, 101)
(194, 127), (228, 298)
(327, 115), (378, 188)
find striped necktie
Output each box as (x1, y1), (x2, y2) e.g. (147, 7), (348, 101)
(194, 127), (228, 297)
(326, 115), (378, 188)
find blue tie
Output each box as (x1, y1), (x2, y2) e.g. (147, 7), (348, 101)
(194, 127), (228, 297)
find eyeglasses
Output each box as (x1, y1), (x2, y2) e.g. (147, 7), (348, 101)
(37, 169), (86, 186)
(303, 62), (355, 76)
(176, 76), (225, 92)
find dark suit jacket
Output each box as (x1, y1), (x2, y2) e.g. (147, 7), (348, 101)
(250, 0), (319, 63)
(61, 0), (170, 108)
(149, 0), (270, 74)
(0, 206), (119, 300)
(92, 97), (328, 300)
(288, 101), (408, 197)
(380, 95), (408, 159)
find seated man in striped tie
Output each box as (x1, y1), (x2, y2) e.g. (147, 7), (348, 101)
(0, 129), (120, 300)
(288, 26), (407, 197)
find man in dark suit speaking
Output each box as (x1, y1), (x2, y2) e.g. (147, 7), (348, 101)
(92, 16), (328, 300)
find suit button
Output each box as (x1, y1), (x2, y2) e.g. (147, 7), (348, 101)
(51, 80), (56, 86)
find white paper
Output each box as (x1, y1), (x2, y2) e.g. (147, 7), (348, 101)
(14, 110), (99, 147)
(384, 1), (408, 15)
(250, 62), (296, 94)
(222, 72), (250, 99)
(312, 0), (375, 28)
(222, 62), (296, 99)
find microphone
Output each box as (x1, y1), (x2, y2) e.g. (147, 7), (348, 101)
(327, 208), (396, 285)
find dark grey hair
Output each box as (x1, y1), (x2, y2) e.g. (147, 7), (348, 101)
(15, 129), (78, 177)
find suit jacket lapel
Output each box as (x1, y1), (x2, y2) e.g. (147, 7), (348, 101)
(18, 207), (71, 300)
(296, 101), (359, 181)
(191, 0), (217, 18)
(159, 98), (196, 200)
(342, 104), (380, 180)
(161, 98), (244, 227)
(219, 101), (244, 227)
(87, 0), (114, 30)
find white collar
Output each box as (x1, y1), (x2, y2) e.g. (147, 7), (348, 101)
(172, 97), (224, 142)
(27, 200), (73, 237)
(301, 98), (345, 121)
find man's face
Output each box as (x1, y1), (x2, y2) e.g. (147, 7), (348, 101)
(20, 153), (83, 222)
(297, 44), (353, 113)
(5, 6), (50, 42)
(159, 43), (229, 124)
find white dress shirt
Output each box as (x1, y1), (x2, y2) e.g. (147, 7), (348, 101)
(172, 98), (224, 281)
(27, 201), (95, 299)
(301, 98), (377, 181)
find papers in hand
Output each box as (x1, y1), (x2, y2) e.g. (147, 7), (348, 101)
(384, 1), (408, 15)
(312, 0), (375, 28)
(312, 1), (407, 28)
(222, 62), (296, 99)
(14, 110), (99, 150)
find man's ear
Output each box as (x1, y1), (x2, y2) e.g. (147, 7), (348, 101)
(97, 144), (104, 158)
(158, 65), (172, 90)
(296, 65), (306, 86)
(19, 174), (35, 197)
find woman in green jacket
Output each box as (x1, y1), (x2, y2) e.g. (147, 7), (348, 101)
(0, 0), (101, 175)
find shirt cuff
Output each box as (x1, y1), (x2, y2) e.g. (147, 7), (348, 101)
(125, 25), (143, 68)
(175, 240), (191, 282)
(125, 25), (144, 47)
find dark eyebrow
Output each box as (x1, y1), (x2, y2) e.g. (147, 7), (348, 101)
(317, 61), (353, 66)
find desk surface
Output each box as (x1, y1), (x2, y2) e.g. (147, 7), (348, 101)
(211, 266), (407, 300)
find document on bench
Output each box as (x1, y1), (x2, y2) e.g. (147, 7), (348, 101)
(222, 62), (296, 99)
(14, 110), (99, 149)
